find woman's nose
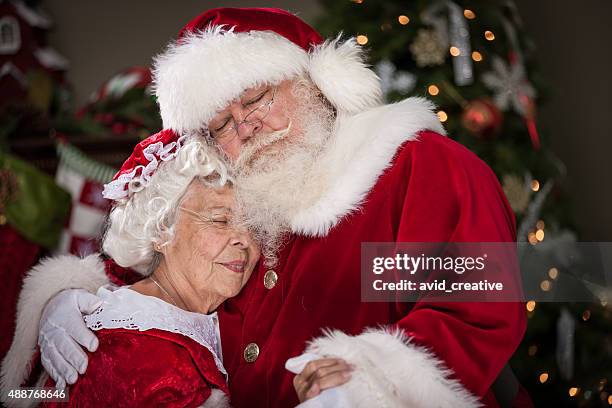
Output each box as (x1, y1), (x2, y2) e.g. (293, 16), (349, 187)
(229, 232), (249, 249)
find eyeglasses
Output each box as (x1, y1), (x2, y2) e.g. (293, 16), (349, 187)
(208, 87), (277, 147)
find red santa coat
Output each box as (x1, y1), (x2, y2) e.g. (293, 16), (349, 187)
(43, 328), (228, 408)
(219, 135), (524, 407)
(0, 98), (526, 408)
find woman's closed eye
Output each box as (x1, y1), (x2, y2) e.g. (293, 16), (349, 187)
(211, 217), (229, 225)
(180, 207), (231, 227)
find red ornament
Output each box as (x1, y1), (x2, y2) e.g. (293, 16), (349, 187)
(111, 122), (126, 135)
(461, 99), (503, 138)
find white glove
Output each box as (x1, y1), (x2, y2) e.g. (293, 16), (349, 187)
(286, 353), (352, 408)
(38, 289), (103, 389)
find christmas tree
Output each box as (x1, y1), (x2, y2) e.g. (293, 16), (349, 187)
(315, 1), (611, 406)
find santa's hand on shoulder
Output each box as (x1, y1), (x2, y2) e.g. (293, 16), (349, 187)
(286, 352), (353, 407)
(38, 288), (102, 388)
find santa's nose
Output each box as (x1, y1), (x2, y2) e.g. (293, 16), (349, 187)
(236, 120), (262, 141)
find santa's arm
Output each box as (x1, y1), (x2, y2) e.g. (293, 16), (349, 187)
(391, 133), (526, 401)
(304, 132), (526, 407)
(0, 254), (110, 402)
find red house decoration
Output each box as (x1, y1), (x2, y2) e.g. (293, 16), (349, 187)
(0, 0), (68, 107)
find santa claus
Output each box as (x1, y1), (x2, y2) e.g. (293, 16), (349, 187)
(1, 7), (529, 408)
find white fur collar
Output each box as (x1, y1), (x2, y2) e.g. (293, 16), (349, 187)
(290, 97), (445, 237)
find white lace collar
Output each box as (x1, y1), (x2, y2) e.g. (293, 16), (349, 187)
(84, 285), (226, 376)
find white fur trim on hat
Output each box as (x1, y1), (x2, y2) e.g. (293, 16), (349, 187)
(153, 26), (309, 133)
(152, 26), (383, 133)
(309, 36), (382, 114)
(0, 254), (109, 407)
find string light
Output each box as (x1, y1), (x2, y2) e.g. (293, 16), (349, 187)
(528, 345), (537, 356)
(450, 46), (461, 56)
(484, 30), (495, 41)
(471, 51), (483, 62)
(531, 180), (540, 191)
(608, 395), (612, 404)
(535, 229), (545, 241)
(582, 310), (591, 321)
(569, 387), (579, 397)
(600, 379), (608, 391)
(548, 267), (559, 280)
(526, 300), (536, 312)
(356, 35), (369, 45)
(398, 15), (410, 25)
(528, 232), (538, 245)
(539, 373), (549, 383)
(351, 0), (364, 3)
(428, 85), (440, 96)
(463, 9), (476, 19)
(540, 280), (551, 291)
(437, 110), (448, 122)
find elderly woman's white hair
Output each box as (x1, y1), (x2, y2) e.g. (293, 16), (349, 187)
(102, 136), (230, 273)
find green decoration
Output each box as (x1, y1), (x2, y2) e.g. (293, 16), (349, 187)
(0, 152), (71, 249)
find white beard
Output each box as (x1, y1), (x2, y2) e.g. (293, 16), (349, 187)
(233, 91), (335, 265)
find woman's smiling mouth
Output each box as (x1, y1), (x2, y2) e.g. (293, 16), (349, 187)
(219, 260), (246, 273)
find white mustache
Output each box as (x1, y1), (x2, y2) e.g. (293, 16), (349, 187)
(233, 121), (292, 171)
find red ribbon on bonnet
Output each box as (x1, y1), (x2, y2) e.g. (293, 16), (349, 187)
(102, 129), (185, 200)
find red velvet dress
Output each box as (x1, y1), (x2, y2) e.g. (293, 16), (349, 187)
(43, 287), (229, 408)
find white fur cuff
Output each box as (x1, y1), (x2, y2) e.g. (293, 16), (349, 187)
(0, 254), (109, 407)
(199, 388), (230, 408)
(305, 328), (481, 408)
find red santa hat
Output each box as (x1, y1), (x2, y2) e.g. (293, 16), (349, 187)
(153, 7), (382, 134)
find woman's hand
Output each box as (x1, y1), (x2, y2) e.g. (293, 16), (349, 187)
(292, 358), (353, 402)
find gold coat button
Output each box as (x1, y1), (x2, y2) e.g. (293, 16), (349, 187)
(263, 270), (278, 289)
(244, 342), (260, 363)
